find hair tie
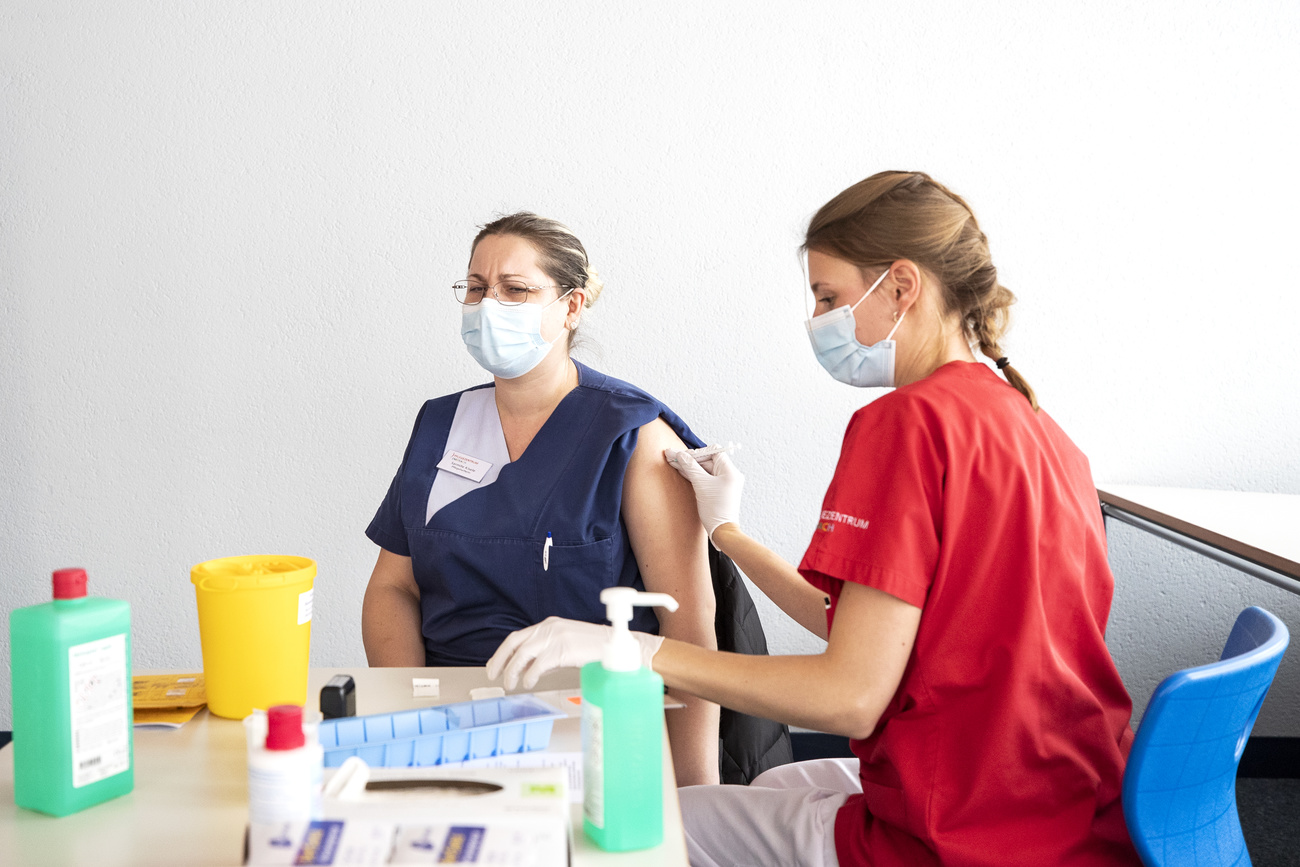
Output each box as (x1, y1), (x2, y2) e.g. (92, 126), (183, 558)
(996, 357), (1010, 370)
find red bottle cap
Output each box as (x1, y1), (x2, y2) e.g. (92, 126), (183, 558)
(53, 568), (88, 600)
(265, 705), (306, 751)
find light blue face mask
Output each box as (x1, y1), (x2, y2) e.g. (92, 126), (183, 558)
(806, 269), (905, 388)
(460, 290), (573, 379)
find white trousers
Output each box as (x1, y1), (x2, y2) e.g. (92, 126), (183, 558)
(679, 758), (861, 867)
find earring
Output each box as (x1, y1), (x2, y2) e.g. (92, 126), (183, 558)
(893, 311), (900, 323)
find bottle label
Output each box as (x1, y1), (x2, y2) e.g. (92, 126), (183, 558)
(582, 702), (604, 829)
(247, 748), (319, 823)
(68, 633), (130, 788)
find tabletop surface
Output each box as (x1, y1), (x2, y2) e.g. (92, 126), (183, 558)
(1097, 484), (1300, 579)
(0, 666), (689, 867)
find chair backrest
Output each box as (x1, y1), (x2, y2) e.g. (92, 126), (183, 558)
(710, 546), (794, 784)
(1123, 606), (1290, 867)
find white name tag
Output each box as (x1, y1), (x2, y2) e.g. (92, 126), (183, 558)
(436, 449), (493, 483)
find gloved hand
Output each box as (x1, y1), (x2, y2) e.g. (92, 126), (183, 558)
(663, 448), (744, 542)
(486, 616), (665, 691)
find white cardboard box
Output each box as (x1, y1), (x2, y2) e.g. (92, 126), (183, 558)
(246, 765), (569, 866)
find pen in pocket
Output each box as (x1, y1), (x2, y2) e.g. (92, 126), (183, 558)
(543, 532), (553, 571)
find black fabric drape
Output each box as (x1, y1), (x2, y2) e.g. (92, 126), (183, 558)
(711, 546), (795, 784)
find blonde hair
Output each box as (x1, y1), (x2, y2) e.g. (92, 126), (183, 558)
(802, 171), (1038, 410)
(470, 212), (602, 348)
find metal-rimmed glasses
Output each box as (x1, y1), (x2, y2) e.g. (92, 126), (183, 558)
(453, 280), (574, 307)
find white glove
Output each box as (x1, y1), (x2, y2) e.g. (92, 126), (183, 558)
(663, 448), (744, 542)
(486, 616), (665, 691)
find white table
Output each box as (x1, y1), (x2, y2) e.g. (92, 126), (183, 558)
(1097, 484), (1300, 595)
(0, 667), (689, 866)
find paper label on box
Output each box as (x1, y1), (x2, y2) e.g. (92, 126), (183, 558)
(247, 821), (310, 865)
(298, 589), (314, 626)
(391, 822), (565, 864)
(294, 820), (343, 864)
(68, 633), (130, 788)
(582, 703), (604, 829)
(439, 826), (485, 862)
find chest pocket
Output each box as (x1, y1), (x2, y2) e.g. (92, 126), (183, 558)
(530, 536), (617, 623)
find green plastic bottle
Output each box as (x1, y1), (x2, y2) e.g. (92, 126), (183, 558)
(9, 568), (134, 816)
(581, 587), (678, 852)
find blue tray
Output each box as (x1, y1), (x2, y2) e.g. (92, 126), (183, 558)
(317, 695), (564, 768)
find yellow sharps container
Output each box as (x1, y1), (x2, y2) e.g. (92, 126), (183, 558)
(191, 555), (315, 719)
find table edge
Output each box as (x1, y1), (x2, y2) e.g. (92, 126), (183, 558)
(1096, 487), (1300, 581)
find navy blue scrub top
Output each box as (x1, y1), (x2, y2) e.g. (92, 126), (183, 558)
(366, 360), (705, 666)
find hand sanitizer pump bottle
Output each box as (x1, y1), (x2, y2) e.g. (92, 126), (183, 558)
(580, 587), (678, 852)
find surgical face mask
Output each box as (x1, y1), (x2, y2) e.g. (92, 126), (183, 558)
(460, 290), (573, 379)
(806, 270), (905, 388)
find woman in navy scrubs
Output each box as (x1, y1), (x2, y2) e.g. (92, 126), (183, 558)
(361, 212), (719, 785)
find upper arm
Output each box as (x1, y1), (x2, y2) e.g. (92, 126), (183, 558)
(824, 581), (922, 736)
(621, 417), (716, 646)
(362, 547), (424, 666)
(365, 547), (419, 601)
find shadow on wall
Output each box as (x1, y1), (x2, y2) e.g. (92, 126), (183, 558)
(1105, 521), (1300, 737)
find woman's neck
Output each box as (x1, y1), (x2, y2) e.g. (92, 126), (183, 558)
(493, 353), (579, 425)
(895, 312), (977, 388)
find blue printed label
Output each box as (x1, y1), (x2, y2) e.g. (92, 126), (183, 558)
(295, 821), (345, 864)
(438, 826), (486, 862)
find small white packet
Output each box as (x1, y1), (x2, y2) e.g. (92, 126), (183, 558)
(411, 678), (440, 698)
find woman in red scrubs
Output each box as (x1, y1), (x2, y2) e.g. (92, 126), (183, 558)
(489, 171), (1141, 866)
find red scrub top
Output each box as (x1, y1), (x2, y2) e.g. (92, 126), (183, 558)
(798, 362), (1139, 867)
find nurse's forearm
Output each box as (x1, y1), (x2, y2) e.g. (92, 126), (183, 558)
(362, 584), (425, 667)
(653, 641), (883, 740)
(654, 583), (919, 739)
(711, 524), (829, 640)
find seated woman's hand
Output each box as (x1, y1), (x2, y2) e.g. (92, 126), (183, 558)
(486, 616), (665, 690)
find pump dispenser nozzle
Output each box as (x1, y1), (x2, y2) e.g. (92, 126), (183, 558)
(599, 587), (678, 672)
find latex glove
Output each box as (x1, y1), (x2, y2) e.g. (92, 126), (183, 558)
(486, 616), (665, 691)
(663, 447), (744, 542)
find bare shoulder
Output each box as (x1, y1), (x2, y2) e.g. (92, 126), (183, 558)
(623, 417), (711, 613)
(623, 416), (701, 533)
(630, 416), (687, 470)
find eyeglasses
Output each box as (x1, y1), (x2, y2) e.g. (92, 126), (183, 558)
(453, 280), (574, 307)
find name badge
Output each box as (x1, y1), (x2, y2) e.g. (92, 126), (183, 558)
(436, 450), (493, 483)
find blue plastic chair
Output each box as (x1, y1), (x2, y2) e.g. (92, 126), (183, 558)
(1123, 606), (1290, 866)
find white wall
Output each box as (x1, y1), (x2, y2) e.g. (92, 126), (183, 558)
(3, 2), (1299, 733)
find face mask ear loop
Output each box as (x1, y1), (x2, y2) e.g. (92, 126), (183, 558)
(849, 269), (891, 313)
(885, 308), (907, 341)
